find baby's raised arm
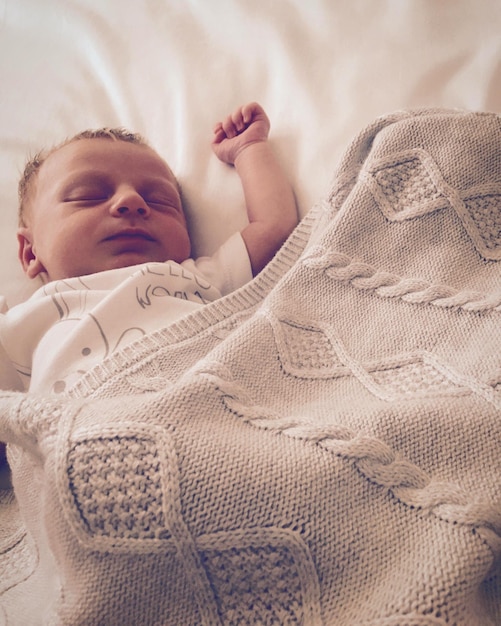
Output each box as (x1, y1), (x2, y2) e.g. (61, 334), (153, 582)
(212, 102), (298, 275)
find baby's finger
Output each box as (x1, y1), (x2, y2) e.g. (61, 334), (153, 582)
(212, 127), (227, 144)
(212, 122), (226, 144)
(212, 122), (225, 138)
(231, 108), (246, 132)
(242, 102), (264, 124)
(221, 114), (238, 139)
(242, 103), (255, 125)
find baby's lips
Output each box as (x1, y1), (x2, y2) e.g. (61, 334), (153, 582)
(103, 228), (156, 242)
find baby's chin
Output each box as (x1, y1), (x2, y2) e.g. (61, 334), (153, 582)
(103, 252), (166, 271)
(45, 255), (164, 281)
(98, 248), (183, 270)
(44, 249), (191, 281)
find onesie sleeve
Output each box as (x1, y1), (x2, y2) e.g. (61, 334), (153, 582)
(188, 232), (253, 297)
(0, 297), (24, 391)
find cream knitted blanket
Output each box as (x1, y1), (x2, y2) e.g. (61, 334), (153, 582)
(1, 109), (500, 625)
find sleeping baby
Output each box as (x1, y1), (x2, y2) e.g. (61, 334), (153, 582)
(0, 102), (297, 480)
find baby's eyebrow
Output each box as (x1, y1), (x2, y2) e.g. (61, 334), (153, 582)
(140, 177), (180, 195)
(61, 171), (110, 187)
(143, 175), (177, 187)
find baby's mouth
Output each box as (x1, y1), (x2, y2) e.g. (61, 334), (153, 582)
(105, 229), (155, 242)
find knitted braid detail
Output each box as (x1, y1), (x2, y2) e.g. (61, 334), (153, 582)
(196, 364), (501, 556)
(302, 247), (501, 312)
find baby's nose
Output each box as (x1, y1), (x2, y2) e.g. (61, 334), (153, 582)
(110, 188), (150, 217)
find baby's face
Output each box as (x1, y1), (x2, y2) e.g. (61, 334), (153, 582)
(18, 139), (191, 281)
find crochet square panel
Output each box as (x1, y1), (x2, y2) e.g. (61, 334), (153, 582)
(201, 544), (302, 623)
(460, 193), (501, 260)
(198, 528), (321, 626)
(375, 158), (441, 207)
(369, 154), (446, 220)
(369, 359), (463, 398)
(67, 435), (168, 541)
(273, 319), (346, 379)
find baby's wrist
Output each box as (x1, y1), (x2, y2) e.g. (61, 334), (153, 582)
(234, 139), (270, 168)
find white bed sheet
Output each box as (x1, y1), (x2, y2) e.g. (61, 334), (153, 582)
(0, 0), (500, 306)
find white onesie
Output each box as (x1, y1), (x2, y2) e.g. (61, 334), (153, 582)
(0, 232), (252, 394)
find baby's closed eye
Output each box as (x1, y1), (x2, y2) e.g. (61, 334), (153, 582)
(142, 184), (181, 211)
(61, 175), (111, 203)
(64, 185), (110, 203)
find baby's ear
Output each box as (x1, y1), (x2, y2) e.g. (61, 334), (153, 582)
(17, 228), (46, 279)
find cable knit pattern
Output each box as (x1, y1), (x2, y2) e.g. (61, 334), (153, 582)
(0, 109), (500, 625)
(303, 250), (501, 312)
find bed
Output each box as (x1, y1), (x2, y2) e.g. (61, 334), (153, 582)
(0, 1), (500, 624)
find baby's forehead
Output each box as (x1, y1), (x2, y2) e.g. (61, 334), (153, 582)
(26, 137), (180, 210)
(44, 137), (170, 174)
